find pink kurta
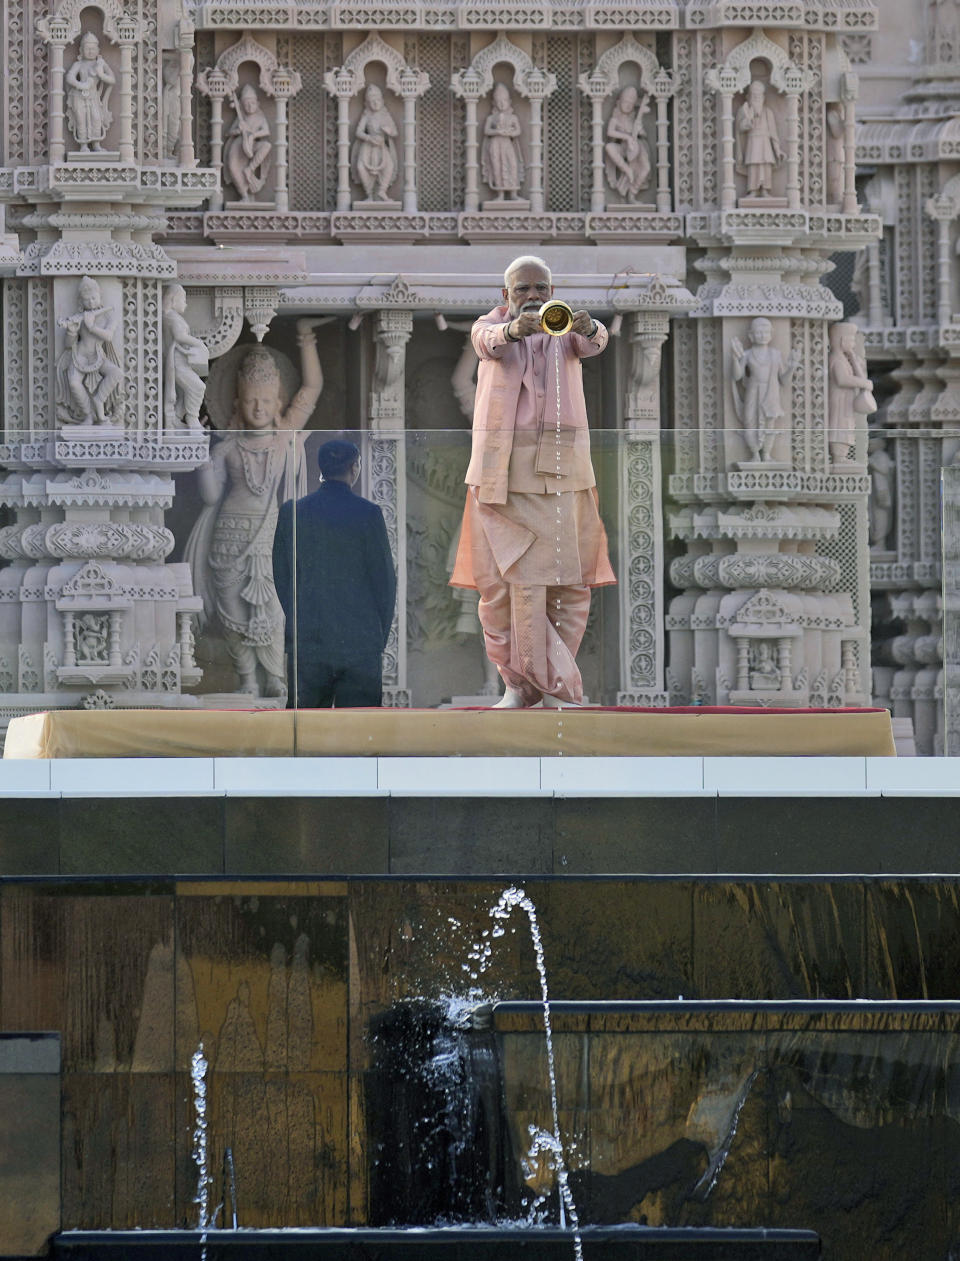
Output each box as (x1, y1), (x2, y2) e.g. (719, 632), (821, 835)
(450, 306), (615, 704)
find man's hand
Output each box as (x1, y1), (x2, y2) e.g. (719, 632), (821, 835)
(508, 310), (542, 340)
(570, 310), (595, 336)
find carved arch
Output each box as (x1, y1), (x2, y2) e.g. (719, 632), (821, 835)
(578, 34), (661, 98)
(203, 31), (298, 99)
(708, 28), (814, 96)
(330, 32), (426, 97)
(452, 32), (556, 100)
(37, 0), (145, 44)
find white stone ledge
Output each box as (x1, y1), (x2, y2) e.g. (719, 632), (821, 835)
(0, 756), (956, 798)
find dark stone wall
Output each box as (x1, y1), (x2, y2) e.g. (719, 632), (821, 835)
(3, 873), (960, 1256)
(0, 793), (958, 876)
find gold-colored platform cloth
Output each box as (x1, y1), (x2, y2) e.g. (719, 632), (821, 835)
(4, 706), (896, 759)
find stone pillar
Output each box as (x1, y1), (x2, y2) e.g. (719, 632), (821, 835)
(197, 67), (231, 210)
(117, 19), (138, 164)
(583, 72), (607, 214)
(367, 310), (413, 707)
(716, 78), (738, 211)
(333, 76), (354, 211)
(177, 18), (196, 167)
(452, 69), (483, 213)
(866, 241), (884, 327)
(783, 87), (802, 212)
(525, 69), (548, 214)
(47, 30), (69, 164)
(399, 68), (423, 214)
(271, 70), (297, 214)
(840, 71), (859, 216)
(651, 69), (676, 213)
(617, 312), (669, 705)
(926, 194), (955, 327)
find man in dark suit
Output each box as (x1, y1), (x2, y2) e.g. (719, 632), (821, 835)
(272, 439), (396, 707)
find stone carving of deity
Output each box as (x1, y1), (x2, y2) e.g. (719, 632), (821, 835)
(55, 276), (123, 425)
(184, 320), (329, 698)
(75, 613), (110, 664)
(604, 85), (651, 203)
(868, 433), (895, 549)
(825, 104), (845, 206)
(162, 58), (181, 161)
(351, 84), (398, 203)
(828, 321), (876, 465)
(749, 641), (782, 691)
(65, 32), (115, 153)
(735, 80), (783, 199)
(162, 284), (208, 432)
(481, 83), (525, 200)
(730, 317), (799, 463)
(223, 83), (272, 202)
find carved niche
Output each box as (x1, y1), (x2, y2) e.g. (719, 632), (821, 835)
(197, 32), (302, 213)
(324, 33), (429, 215)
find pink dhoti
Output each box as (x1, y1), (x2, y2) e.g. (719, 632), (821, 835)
(450, 487), (616, 704)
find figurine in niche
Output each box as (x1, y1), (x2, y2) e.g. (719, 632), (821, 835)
(481, 83), (525, 200)
(223, 83), (272, 202)
(730, 317), (799, 463)
(185, 319), (330, 698)
(162, 58), (181, 161)
(351, 84), (398, 202)
(604, 85), (651, 203)
(162, 284), (208, 432)
(75, 613), (109, 664)
(868, 433), (895, 549)
(735, 79), (783, 199)
(65, 32), (115, 154)
(828, 321), (876, 465)
(749, 641), (782, 691)
(825, 104), (845, 206)
(56, 276), (123, 426)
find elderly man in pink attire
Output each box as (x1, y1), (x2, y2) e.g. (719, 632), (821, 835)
(450, 255), (615, 708)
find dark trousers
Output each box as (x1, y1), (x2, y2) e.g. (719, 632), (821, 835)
(288, 653), (383, 708)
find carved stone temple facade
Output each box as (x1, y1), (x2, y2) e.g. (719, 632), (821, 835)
(0, 0), (941, 731)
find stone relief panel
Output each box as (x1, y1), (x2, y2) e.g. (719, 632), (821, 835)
(197, 31), (302, 213)
(55, 276), (123, 427)
(324, 31), (428, 215)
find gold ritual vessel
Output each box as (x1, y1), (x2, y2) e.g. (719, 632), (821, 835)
(538, 298), (574, 336)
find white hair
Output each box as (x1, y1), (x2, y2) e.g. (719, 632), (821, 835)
(503, 255), (552, 288)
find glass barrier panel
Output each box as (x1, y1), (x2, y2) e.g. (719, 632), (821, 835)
(0, 423), (931, 753)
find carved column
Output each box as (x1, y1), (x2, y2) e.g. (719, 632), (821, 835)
(782, 73), (804, 212)
(451, 69), (482, 213)
(177, 17), (196, 167)
(840, 71), (859, 216)
(618, 312), (669, 705)
(117, 18), (138, 163)
(583, 72), (607, 214)
(866, 241), (884, 326)
(331, 72), (355, 211)
(651, 70), (676, 213)
(367, 310), (413, 707)
(46, 26), (69, 164)
(926, 194), (955, 326)
(525, 69), (548, 214)
(705, 69), (739, 212)
(271, 69), (299, 214)
(399, 67), (429, 214)
(197, 67), (231, 210)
